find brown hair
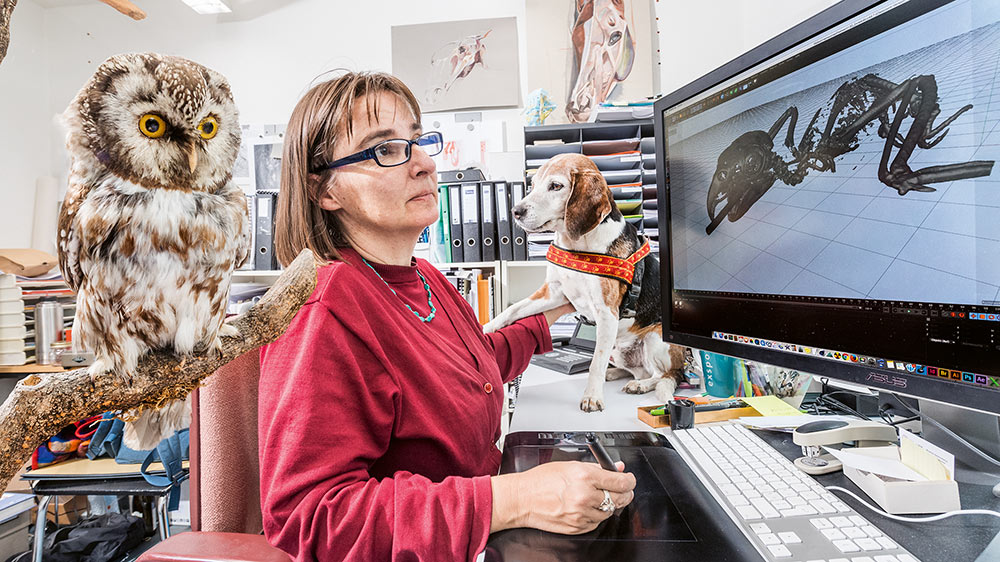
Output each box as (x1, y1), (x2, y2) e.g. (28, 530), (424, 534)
(275, 71), (422, 266)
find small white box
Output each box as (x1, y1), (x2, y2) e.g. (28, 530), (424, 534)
(842, 446), (960, 514)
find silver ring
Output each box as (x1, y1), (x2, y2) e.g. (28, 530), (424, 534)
(598, 489), (614, 512)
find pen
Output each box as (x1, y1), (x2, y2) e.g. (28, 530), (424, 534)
(586, 432), (617, 471)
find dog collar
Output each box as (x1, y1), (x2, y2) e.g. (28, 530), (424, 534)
(546, 239), (651, 285)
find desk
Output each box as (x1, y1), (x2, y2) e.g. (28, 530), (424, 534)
(508, 365), (1000, 562)
(29, 473), (186, 562)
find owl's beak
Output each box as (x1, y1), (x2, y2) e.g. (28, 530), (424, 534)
(187, 144), (199, 173)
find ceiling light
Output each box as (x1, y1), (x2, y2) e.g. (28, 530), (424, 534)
(181, 0), (232, 15)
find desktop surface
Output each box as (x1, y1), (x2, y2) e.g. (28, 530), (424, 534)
(506, 367), (1000, 561)
(485, 431), (759, 562)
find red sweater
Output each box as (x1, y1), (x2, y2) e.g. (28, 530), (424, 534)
(258, 248), (552, 561)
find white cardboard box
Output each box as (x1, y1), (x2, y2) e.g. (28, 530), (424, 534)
(843, 446), (960, 514)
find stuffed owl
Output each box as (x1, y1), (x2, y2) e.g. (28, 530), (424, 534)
(58, 53), (250, 450)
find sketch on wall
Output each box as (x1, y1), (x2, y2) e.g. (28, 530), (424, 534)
(527, 0), (658, 123)
(392, 17), (520, 113)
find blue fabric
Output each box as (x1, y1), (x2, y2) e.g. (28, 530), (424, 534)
(86, 412), (189, 510)
(139, 429), (189, 510)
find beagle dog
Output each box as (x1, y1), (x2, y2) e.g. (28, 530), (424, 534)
(484, 153), (684, 412)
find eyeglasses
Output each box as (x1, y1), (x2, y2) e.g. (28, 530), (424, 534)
(314, 131), (444, 172)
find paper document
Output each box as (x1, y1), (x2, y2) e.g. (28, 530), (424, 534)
(742, 395), (803, 417)
(899, 428), (954, 481)
(739, 414), (857, 431)
(822, 446), (928, 482)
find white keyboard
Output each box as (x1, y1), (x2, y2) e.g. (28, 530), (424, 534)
(670, 423), (921, 562)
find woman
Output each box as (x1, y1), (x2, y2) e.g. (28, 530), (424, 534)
(258, 71), (636, 561)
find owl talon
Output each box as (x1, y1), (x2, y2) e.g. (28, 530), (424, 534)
(217, 323), (239, 339)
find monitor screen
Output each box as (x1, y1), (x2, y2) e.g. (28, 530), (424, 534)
(655, 0), (1000, 414)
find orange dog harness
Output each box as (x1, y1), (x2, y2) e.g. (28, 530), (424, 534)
(545, 239), (651, 285)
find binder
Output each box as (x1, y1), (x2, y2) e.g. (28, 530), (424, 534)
(448, 184), (464, 263)
(495, 181), (514, 261)
(510, 181), (528, 261)
(460, 183), (481, 262)
(431, 184), (451, 263)
(254, 192), (277, 270)
(480, 182), (497, 262)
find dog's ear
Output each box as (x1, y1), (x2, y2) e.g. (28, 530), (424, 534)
(565, 170), (612, 238)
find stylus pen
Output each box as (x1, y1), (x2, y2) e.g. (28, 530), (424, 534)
(586, 433), (617, 471)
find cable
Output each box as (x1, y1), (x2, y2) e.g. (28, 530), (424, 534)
(826, 486), (1000, 522)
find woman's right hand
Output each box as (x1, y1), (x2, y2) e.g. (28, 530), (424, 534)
(490, 460), (636, 534)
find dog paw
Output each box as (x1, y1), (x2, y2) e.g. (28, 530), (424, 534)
(483, 319), (501, 334)
(623, 380), (648, 394)
(579, 395), (605, 412)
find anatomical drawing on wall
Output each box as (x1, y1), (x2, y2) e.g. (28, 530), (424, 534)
(391, 17), (520, 113)
(526, 0), (657, 124)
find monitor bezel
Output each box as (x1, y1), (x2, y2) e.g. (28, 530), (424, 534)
(653, 0), (1000, 415)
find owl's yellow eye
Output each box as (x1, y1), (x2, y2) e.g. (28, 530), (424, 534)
(139, 114), (166, 138)
(198, 116), (219, 140)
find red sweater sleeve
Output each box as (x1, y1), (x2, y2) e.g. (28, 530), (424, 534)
(485, 313), (553, 384)
(258, 300), (493, 562)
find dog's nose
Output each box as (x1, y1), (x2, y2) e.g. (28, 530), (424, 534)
(512, 204), (525, 220)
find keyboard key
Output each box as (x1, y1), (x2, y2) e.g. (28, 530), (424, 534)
(813, 500), (837, 514)
(727, 495), (750, 506)
(850, 515), (868, 526)
(778, 531), (801, 544)
(875, 537), (898, 550)
(843, 527), (867, 539)
(735, 505), (761, 520)
(833, 539), (861, 553)
(771, 500), (792, 510)
(863, 525), (883, 538)
(831, 516), (853, 527)
(855, 538), (882, 551)
(781, 507), (817, 517)
(720, 483), (740, 495)
(822, 528), (847, 541)
(759, 533), (781, 545)
(832, 501), (852, 512)
(789, 496), (807, 506)
(810, 518), (833, 529)
(874, 556), (901, 562)
(896, 555), (918, 562)
(749, 522), (771, 534)
(851, 557), (877, 562)
(767, 544), (793, 558)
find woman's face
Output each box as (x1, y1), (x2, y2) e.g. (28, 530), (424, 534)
(317, 91), (439, 240)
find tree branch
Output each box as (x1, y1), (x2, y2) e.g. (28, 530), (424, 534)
(0, 249), (319, 494)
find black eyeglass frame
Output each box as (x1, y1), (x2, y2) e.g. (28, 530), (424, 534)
(313, 131), (444, 172)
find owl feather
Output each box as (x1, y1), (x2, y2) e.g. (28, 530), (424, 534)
(58, 53), (250, 450)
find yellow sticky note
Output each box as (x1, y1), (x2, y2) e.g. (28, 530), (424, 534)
(742, 395), (803, 417)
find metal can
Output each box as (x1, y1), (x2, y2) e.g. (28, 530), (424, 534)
(35, 300), (64, 365)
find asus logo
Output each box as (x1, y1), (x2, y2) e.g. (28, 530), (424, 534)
(866, 372), (907, 388)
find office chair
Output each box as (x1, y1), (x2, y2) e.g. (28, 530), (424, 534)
(137, 350), (291, 562)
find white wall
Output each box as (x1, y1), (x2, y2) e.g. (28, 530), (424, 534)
(0, 0), (51, 248)
(655, 0), (839, 96)
(0, 0), (840, 250)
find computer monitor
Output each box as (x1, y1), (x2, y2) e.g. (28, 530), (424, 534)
(654, 0), (1000, 416)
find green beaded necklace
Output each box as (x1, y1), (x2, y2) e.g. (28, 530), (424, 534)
(362, 257), (436, 323)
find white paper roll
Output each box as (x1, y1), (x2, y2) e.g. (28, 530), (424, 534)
(32, 176), (59, 255)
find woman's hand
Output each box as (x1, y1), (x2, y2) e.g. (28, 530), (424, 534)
(490, 460), (636, 534)
(542, 302), (576, 326)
